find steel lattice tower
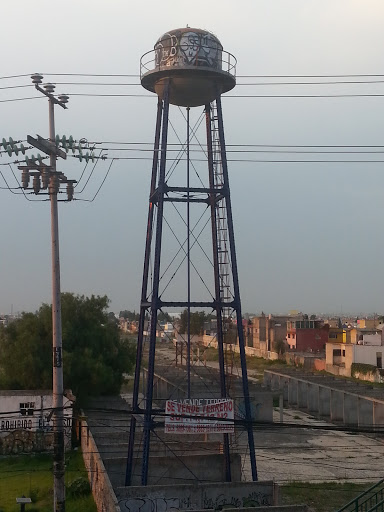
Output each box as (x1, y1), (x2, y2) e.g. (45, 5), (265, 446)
(125, 27), (257, 487)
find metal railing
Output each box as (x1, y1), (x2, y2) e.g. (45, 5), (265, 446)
(140, 48), (237, 79)
(337, 480), (384, 512)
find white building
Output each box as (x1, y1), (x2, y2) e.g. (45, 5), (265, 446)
(326, 337), (384, 380)
(0, 390), (73, 452)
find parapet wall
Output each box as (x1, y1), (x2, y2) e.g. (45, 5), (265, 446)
(80, 416), (120, 512)
(264, 369), (384, 428)
(115, 480), (279, 511)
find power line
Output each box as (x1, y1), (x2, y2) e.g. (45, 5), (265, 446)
(67, 156), (384, 163)
(0, 84), (32, 90)
(24, 73), (384, 78)
(92, 147), (384, 154)
(75, 158), (115, 202)
(61, 92), (384, 98)
(0, 74), (32, 80)
(17, 79), (384, 86)
(84, 141), (384, 149)
(2, 89), (384, 104)
(0, 96), (44, 103)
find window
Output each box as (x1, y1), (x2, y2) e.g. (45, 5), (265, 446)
(342, 350), (345, 357)
(20, 402), (35, 416)
(333, 349), (342, 357)
(329, 333), (338, 339)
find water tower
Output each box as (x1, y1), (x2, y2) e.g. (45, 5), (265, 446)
(126, 28), (257, 486)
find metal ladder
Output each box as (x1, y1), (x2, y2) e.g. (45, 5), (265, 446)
(210, 103), (232, 326)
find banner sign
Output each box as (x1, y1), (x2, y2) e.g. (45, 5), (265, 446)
(165, 398), (234, 434)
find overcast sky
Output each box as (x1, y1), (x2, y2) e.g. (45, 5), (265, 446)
(1, 0), (384, 317)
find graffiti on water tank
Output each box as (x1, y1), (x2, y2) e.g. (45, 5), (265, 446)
(155, 30), (222, 70)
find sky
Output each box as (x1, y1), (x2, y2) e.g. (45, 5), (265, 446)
(1, 0), (384, 316)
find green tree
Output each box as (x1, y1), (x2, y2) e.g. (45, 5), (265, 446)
(0, 293), (135, 405)
(274, 339), (286, 356)
(119, 310), (140, 321)
(178, 310), (212, 335)
(158, 311), (172, 323)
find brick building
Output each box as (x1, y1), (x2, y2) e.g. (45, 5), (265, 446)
(286, 318), (328, 352)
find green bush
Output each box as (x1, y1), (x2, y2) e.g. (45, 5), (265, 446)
(67, 477), (91, 498)
(351, 362), (377, 376)
(30, 487), (39, 503)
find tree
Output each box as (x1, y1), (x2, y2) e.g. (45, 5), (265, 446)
(158, 311), (172, 323)
(274, 339), (286, 357)
(178, 310), (212, 335)
(119, 310), (140, 321)
(0, 293), (135, 405)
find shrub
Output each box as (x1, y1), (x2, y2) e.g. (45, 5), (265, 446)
(67, 477), (91, 498)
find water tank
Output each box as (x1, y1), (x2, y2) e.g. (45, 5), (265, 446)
(140, 28), (236, 107)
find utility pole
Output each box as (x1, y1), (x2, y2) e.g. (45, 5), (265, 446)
(28, 73), (70, 512)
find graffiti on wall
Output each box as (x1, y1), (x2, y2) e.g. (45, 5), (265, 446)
(0, 423), (72, 454)
(203, 490), (271, 510)
(119, 489), (271, 512)
(155, 30), (222, 70)
(0, 429), (54, 455)
(120, 495), (193, 512)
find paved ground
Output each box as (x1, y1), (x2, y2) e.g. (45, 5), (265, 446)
(154, 342), (384, 484)
(248, 408), (384, 483)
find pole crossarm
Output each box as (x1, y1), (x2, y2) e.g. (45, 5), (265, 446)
(27, 135), (67, 159)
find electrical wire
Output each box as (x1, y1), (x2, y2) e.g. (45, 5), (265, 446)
(80, 156), (384, 163)
(92, 147), (384, 154)
(19, 72), (384, 78)
(55, 92), (384, 98)
(0, 96), (44, 103)
(28, 79), (384, 86)
(73, 149), (105, 194)
(75, 158), (115, 202)
(73, 142), (384, 148)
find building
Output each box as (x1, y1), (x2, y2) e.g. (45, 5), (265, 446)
(249, 314), (289, 351)
(326, 326), (384, 378)
(327, 326), (352, 344)
(0, 390), (73, 454)
(286, 318), (328, 352)
(357, 318), (379, 330)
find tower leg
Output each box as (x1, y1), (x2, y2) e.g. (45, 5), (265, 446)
(215, 94), (258, 481)
(125, 95), (165, 486)
(141, 81), (171, 486)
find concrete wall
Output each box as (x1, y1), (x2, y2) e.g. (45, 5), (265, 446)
(0, 391), (73, 452)
(115, 480), (279, 511)
(200, 336), (280, 361)
(264, 370), (384, 429)
(81, 417), (120, 512)
(0, 429), (55, 455)
(220, 507), (310, 512)
(354, 344), (384, 366)
(326, 342), (384, 381)
(105, 453), (242, 487)
(313, 359), (326, 371)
